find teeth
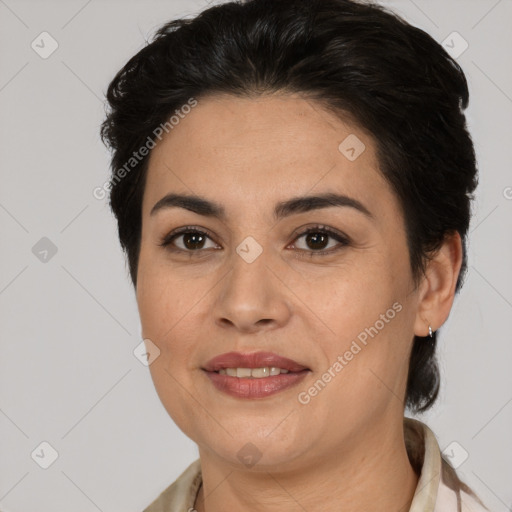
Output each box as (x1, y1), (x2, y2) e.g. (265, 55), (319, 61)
(251, 367), (269, 378)
(236, 368), (252, 378)
(218, 367), (291, 378)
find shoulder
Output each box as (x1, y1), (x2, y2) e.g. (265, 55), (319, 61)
(404, 418), (493, 512)
(435, 475), (492, 512)
(461, 489), (492, 512)
(143, 459), (202, 512)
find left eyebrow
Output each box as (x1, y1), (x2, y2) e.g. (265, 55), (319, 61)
(149, 192), (374, 221)
(274, 192), (374, 221)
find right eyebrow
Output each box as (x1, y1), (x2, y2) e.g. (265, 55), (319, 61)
(150, 193), (226, 219)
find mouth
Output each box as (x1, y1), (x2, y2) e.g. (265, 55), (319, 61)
(203, 350), (310, 372)
(202, 351), (311, 399)
(216, 367), (296, 377)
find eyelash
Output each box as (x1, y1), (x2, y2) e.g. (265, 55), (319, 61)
(159, 225), (350, 258)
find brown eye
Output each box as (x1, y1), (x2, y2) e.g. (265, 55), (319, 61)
(160, 228), (219, 252)
(293, 227), (349, 254)
(181, 232), (207, 250)
(303, 232), (330, 250)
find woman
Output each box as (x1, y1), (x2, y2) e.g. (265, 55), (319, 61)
(100, 0), (490, 510)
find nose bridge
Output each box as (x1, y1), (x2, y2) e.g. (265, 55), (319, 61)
(228, 233), (272, 298)
(214, 232), (291, 330)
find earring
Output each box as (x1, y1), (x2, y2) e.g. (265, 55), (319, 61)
(428, 325), (433, 338)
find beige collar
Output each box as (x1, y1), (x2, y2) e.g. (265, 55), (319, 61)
(405, 417), (442, 511)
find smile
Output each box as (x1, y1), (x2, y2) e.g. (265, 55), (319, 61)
(218, 367), (290, 378)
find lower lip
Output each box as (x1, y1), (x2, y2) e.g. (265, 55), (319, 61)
(204, 370), (309, 399)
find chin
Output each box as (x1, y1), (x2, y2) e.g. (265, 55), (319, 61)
(196, 425), (310, 471)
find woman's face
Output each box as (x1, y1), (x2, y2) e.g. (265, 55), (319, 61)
(136, 93), (423, 469)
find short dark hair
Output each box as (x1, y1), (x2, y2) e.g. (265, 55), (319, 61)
(100, 0), (478, 413)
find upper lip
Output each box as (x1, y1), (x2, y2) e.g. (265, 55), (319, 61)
(203, 351), (310, 372)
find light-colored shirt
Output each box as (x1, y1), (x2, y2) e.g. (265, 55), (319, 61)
(143, 417), (491, 512)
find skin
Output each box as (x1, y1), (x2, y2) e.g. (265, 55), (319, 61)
(136, 93), (462, 512)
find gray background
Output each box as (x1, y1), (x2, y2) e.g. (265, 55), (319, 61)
(0, 0), (511, 511)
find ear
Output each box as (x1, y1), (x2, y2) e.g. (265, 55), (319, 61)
(413, 231), (463, 337)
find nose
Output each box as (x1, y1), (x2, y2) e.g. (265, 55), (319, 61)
(213, 246), (292, 334)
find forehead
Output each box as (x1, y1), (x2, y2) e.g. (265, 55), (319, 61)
(142, 93), (397, 221)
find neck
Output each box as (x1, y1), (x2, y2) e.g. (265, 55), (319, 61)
(194, 416), (419, 512)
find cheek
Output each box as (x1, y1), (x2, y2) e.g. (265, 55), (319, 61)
(294, 257), (410, 398)
(136, 263), (205, 432)
(136, 257), (210, 378)
(136, 251), (189, 340)
(292, 258), (400, 346)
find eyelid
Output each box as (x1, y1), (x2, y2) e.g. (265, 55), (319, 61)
(289, 224), (349, 243)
